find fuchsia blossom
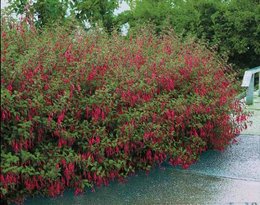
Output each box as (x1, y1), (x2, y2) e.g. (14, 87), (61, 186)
(57, 111), (65, 125)
(7, 84), (13, 92)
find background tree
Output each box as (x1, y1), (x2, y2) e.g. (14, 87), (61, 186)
(70, 0), (120, 33)
(211, 0), (260, 70)
(123, 0), (260, 71)
(8, 0), (69, 27)
(123, 0), (174, 33)
(7, 0), (122, 33)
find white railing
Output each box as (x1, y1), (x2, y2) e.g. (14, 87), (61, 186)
(241, 66), (260, 105)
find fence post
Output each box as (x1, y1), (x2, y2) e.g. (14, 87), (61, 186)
(246, 74), (254, 105)
(259, 72), (260, 97)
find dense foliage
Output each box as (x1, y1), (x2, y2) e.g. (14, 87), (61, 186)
(7, 0), (121, 32)
(0, 19), (249, 204)
(124, 0), (260, 71)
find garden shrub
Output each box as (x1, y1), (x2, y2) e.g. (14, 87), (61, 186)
(0, 19), (250, 204)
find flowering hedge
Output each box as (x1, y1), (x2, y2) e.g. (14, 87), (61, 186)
(0, 19), (249, 204)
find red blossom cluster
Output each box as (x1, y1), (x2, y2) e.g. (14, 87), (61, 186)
(0, 20), (250, 204)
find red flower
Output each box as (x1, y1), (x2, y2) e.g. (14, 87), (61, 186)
(57, 111), (65, 125)
(7, 84), (13, 92)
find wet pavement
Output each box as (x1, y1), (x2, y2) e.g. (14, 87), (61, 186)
(23, 92), (260, 205)
(24, 171), (260, 205)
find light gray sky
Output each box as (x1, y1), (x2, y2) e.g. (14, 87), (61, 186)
(1, 0), (8, 9)
(115, 1), (130, 15)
